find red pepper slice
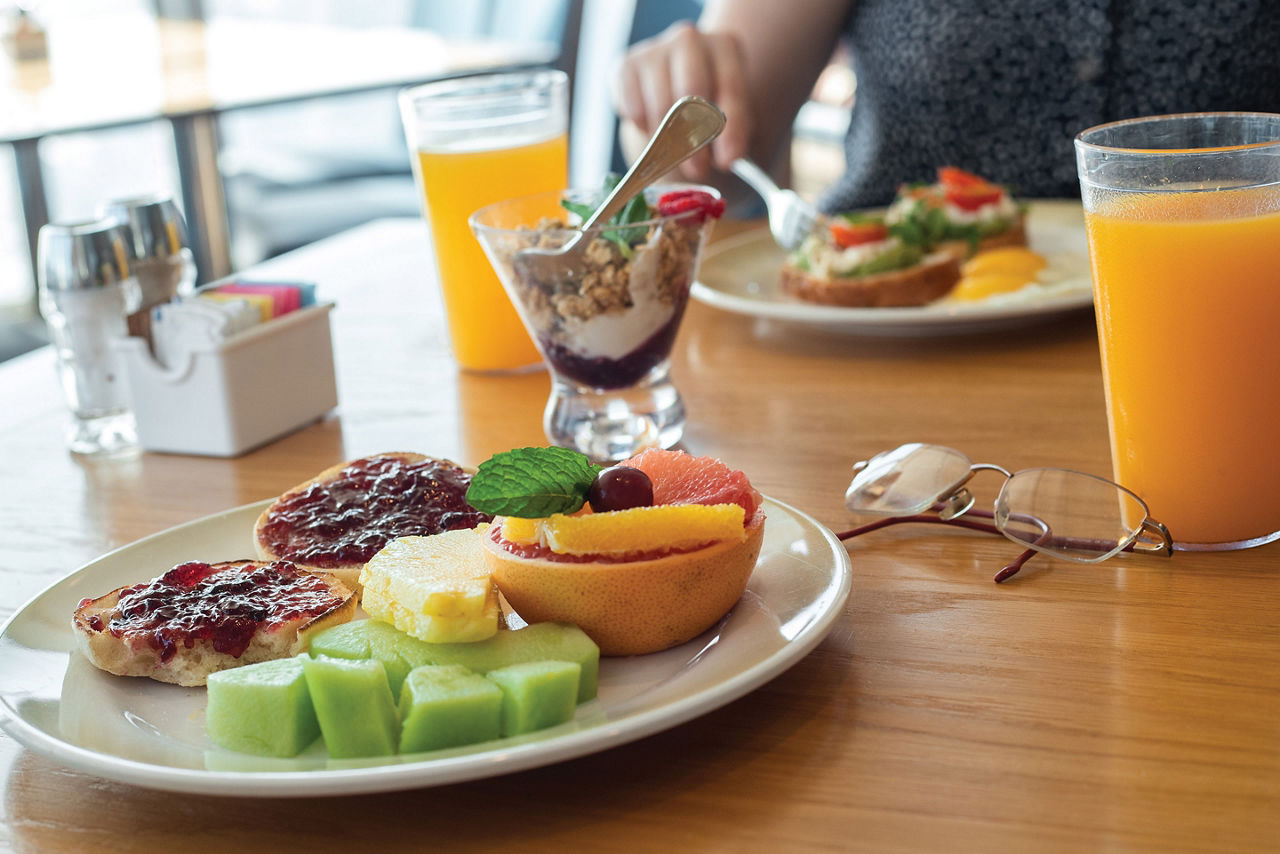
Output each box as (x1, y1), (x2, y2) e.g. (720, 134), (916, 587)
(829, 221), (889, 248)
(937, 166), (988, 188)
(943, 184), (1004, 211)
(936, 167), (1004, 210)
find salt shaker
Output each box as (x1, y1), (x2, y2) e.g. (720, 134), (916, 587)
(37, 219), (141, 455)
(99, 194), (197, 343)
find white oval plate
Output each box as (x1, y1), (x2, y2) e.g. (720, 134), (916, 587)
(0, 496), (850, 797)
(693, 200), (1095, 337)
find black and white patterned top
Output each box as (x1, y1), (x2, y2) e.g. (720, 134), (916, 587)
(819, 0), (1280, 212)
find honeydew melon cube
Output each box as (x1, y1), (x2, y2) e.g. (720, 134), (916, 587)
(306, 618), (432, 702)
(486, 660), (581, 736)
(397, 665), (503, 753)
(301, 654), (399, 758)
(410, 623), (599, 704)
(205, 656), (319, 757)
(308, 620), (600, 703)
(304, 618), (383, 659)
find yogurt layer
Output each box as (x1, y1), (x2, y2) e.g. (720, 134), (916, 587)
(555, 237), (679, 360)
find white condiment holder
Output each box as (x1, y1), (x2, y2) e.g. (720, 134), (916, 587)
(114, 302), (338, 457)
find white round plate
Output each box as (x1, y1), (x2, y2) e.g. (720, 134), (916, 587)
(0, 496), (850, 797)
(693, 200), (1096, 337)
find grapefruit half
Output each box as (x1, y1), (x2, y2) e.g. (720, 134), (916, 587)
(482, 511), (765, 656)
(484, 450), (767, 656)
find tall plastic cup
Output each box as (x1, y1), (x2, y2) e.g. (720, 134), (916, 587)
(1075, 112), (1280, 549)
(399, 70), (569, 373)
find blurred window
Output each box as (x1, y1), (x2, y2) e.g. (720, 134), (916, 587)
(205, 0), (573, 268)
(41, 121), (183, 223)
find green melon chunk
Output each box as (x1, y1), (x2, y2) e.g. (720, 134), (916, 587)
(397, 664), (503, 753)
(486, 660), (581, 736)
(309, 620), (600, 703)
(408, 625), (598, 704)
(307, 617), (426, 702)
(301, 654), (399, 758)
(205, 656), (319, 758)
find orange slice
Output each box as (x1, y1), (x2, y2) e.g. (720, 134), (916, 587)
(500, 503), (746, 555)
(500, 517), (540, 545)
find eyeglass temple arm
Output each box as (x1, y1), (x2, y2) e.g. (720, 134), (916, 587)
(836, 512), (1043, 584)
(836, 512), (1004, 540)
(991, 512), (1054, 583)
(838, 507), (1171, 584)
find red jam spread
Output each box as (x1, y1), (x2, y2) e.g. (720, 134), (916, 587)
(258, 455), (492, 568)
(95, 560), (340, 663)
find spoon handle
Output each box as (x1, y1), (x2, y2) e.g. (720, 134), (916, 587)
(581, 96), (726, 231)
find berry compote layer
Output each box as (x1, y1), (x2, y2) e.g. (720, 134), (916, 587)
(258, 455), (492, 568)
(541, 299), (688, 389)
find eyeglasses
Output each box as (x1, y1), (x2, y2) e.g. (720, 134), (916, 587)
(837, 443), (1173, 583)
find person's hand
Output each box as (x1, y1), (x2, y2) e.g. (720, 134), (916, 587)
(613, 21), (751, 181)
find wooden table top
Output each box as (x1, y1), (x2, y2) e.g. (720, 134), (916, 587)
(1, 218), (1277, 852)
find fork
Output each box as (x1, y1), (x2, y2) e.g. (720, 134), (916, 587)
(730, 158), (824, 250)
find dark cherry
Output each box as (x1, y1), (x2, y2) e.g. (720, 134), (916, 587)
(103, 560), (342, 662)
(589, 466), (654, 512)
(257, 456), (492, 568)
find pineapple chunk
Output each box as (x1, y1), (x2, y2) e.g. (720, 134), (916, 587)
(361, 586), (498, 644)
(359, 528), (499, 643)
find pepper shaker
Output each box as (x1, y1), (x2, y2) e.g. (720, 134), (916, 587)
(37, 218), (141, 455)
(100, 194), (198, 344)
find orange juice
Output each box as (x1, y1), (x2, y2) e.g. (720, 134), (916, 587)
(416, 132), (567, 372)
(1085, 189), (1280, 544)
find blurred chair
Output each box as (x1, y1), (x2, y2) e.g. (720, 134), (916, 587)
(214, 0), (579, 269)
(0, 317), (44, 362)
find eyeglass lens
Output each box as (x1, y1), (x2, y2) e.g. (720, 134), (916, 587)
(995, 467), (1150, 562)
(846, 444), (973, 516)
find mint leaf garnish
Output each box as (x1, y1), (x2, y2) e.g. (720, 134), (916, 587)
(560, 197), (595, 223)
(559, 173), (652, 259)
(465, 447), (604, 517)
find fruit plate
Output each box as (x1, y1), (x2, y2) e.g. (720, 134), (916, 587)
(692, 199), (1095, 337)
(0, 496), (851, 797)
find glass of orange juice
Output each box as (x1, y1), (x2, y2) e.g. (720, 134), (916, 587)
(399, 70), (568, 373)
(1075, 112), (1280, 550)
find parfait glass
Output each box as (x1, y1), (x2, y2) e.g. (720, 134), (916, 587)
(471, 185), (719, 462)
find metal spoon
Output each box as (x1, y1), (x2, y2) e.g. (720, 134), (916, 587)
(515, 95), (725, 283)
